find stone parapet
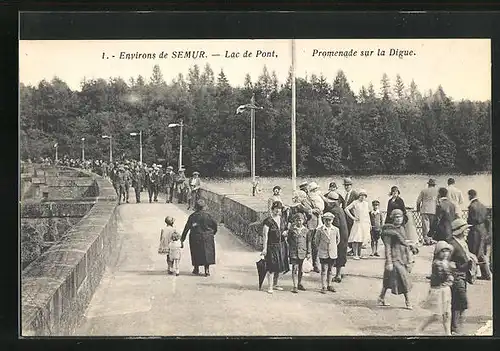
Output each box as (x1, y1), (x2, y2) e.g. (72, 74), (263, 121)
(21, 169), (118, 336)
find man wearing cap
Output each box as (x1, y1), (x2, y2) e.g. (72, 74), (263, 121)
(447, 178), (464, 217)
(188, 171), (202, 210)
(308, 182), (325, 273)
(431, 188), (459, 243)
(116, 166), (127, 205)
(123, 165), (132, 203)
(146, 165), (160, 203)
(416, 179), (439, 245)
(132, 165), (144, 203)
(175, 168), (187, 204)
(449, 218), (475, 335)
(163, 166), (175, 203)
(324, 191), (349, 283)
(466, 189), (491, 280)
(343, 178), (358, 254)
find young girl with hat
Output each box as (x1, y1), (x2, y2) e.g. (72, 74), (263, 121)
(314, 212), (340, 294)
(418, 241), (454, 335)
(287, 213), (312, 293)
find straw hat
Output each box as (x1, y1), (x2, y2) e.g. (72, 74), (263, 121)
(358, 189), (367, 197)
(451, 218), (471, 236)
(434, 241), (452, 255)
(325, 191), (340, 201)
(308, 182), (319, 191)
(299, 181), (309, 189)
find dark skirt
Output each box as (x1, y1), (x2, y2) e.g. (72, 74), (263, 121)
(451, 274), (468, 311)
(266, 242), (290, 273)
(382, 261), (412, 295)
(290, 257), (304, 265)
(320, 258), (336, 265)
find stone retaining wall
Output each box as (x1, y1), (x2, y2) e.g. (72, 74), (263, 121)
(21, 173), (119, 336)
(198, 189), (268, 250)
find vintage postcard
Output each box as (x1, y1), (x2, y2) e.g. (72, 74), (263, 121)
(20, 34), (492, 337)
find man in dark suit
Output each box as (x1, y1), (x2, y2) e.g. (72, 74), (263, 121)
(163, 165), (175, 203)
(467, 189), (491, 280)
(431, 187), (459, 242)
(343, 177), (358, 255)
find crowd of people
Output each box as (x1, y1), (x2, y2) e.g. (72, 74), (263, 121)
(24, 156), (492, 335)
(258, 177), (492, 335)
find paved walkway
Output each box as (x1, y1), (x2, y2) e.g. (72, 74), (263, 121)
(74, 192), (492, 336)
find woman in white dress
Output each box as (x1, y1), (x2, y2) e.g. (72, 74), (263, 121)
(345, 189), (371, 259)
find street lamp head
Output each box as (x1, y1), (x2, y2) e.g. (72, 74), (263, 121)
(81, 137), (85, 141)
(130, 132), (138, 136)
(168, 123), (180, 128)
(102, 135), (111, 139)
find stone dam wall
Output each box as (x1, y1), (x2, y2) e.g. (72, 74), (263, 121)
(21, 169), (119, 337)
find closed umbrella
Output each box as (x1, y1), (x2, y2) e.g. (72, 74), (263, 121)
(256, 256), (267, 290)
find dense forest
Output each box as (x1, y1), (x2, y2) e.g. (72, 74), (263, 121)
(20, 64), (492, 177)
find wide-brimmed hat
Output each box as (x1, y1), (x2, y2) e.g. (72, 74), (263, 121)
(325, 191), (340, 201)
(428, 178), (436, 186)
(322, 212), (335, 220)
(451, 218), (471, 236)
(343, 177), (353, 185)
(166, 166), (173, 170)
(358, 189), (367, 197)
(193, 171), (200, 175)
(299, 181), (309, 189)
(434, 241), (452, 255)
(390, 209), (404, 218)
(308, 182), (319, 191)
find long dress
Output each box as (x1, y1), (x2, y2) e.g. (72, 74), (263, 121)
(181, 210), (218, 266)
(381, 223), (413, 295)
(330, 203), (349, 268)
(263, 216), (290, 273)
(346, 200), (371, 244)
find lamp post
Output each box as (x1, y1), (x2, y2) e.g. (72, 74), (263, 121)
(54, 143), (58, 163)
(235, 94), (263, 195)
(129, 131), (143, 165)
(168, 120), (184, 170)
(101, 135), (113, 163)
(81, 137), (85, 162)
(291, 38), (297, 191)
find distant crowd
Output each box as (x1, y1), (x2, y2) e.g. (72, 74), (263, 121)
(25, 156), (202, 208)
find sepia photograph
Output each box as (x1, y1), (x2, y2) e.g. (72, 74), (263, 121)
(19, 37), (492, 337)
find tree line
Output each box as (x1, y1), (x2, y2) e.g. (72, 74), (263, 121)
(20, 64), (492, 177)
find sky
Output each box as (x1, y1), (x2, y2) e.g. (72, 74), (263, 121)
(19, 39), (491, 101)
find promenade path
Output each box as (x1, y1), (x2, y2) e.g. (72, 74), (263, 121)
(74, 192), (492, 336)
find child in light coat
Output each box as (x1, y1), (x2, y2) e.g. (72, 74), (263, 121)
(158, 216), (179, 275)
(314, 212), (340, 294)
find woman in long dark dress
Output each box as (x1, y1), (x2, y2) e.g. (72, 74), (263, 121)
(181, 199), (218, 276)
(378, 209), (418, 309)
(385, 186), (408, 225)
(261, 201), (290, 294)
(449, 218), (474, 335)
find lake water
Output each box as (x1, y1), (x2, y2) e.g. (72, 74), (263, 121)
(204, 173), (492, 210)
